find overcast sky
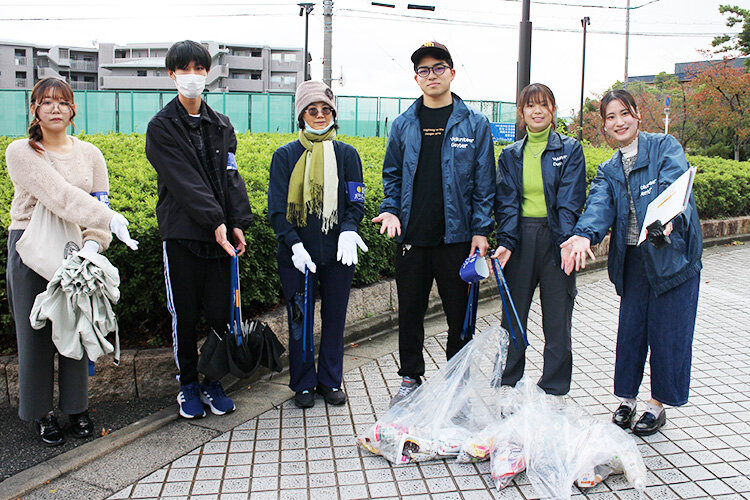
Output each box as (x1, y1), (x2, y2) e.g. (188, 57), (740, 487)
(0, 0), (739, 116)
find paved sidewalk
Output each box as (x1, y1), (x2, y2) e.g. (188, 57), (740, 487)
(17, 245), (750, 499)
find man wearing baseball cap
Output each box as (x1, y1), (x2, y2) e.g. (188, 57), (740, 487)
(373, 42), (495, 406)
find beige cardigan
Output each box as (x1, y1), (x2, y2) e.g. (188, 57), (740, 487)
(6, 137), (116, 249)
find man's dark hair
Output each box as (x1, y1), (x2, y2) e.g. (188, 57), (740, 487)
(166, 40), (212, 72)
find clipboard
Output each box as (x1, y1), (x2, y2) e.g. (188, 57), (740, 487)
(637, 166), (696, 246)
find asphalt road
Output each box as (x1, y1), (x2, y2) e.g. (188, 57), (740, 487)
(0, 395), (173, 482)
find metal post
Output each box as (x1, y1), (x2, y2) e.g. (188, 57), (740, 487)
(578, 17), (590, 142)
(624, 0), (630, 82)
(515, 0), (532, 140)
(299, 3), (315, 82)
(323, 0), (333, 85)
(130, 91), (134, 133)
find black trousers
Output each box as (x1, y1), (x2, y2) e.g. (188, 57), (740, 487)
(395, 241), (471, 379)
(279, 262), (355, 392)
(500, 218), (576, 395)
(162, 240), (231, 385)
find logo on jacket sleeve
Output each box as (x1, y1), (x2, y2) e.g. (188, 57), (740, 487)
(347, 182), (365, 202)
(227, 152), (238, 170)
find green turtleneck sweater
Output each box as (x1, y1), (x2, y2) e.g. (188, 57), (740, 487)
(521, 125), (551, 217)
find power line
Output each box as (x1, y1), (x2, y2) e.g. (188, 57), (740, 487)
(0, 12), (290, 21)
(335, 8), (726, 38)
(492, 0), (662, 8)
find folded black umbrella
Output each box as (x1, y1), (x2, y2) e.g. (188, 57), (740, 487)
(198, 254), (286, 380)
(226, 320), (285, 379)
(198, 328), (231, 381)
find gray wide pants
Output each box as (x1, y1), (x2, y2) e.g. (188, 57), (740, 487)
(7, 230), (88, 421)
(500, 218), (576, 395)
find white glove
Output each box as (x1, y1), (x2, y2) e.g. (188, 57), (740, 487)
(109, 212), (139, 251)
(291, 242), (317, 274)
(77, 240), (100, 258)
(337, 231), (369, 266)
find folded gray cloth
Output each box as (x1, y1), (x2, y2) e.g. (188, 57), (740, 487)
(30, 250), (120, 364)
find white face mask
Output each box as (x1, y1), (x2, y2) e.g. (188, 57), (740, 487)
(174, 73), (206, 99)
(305, 121), (335, 135)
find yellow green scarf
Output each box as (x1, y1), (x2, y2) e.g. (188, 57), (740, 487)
(287, 128), (338, 232)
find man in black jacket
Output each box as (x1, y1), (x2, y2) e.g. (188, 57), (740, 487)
(146, 40), (252, 419)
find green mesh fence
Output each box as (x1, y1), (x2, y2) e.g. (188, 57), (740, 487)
(0, 89), (513, 137)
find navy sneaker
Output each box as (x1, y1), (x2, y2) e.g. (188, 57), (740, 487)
(200, 380), (236, 415)
(177, 381), (206, 419)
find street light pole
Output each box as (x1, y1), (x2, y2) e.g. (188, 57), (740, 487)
(299, 3), (315, 81)
(516, 0), (532, 140)
(579, 16), (590, 142)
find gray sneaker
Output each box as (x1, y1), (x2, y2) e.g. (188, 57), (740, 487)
(390, 376), (421, 408)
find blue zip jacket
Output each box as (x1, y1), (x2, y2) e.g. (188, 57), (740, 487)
(379, 94), (495, 244)
(574, 132), (702, 296)
(495, 129), (587, 263)
(268, 139), (365, 268)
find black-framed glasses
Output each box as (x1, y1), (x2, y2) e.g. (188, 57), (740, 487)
(415, 63), (451, 78)
(306, 106), (332, 117)
(38, 100), (73, 113)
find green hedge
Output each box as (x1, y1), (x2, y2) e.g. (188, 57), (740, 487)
(0, 134), (748, 343)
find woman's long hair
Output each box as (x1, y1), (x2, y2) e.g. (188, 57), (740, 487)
(28, 78), (76, 154)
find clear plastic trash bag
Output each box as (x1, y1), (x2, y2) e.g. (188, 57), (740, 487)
(357, 326), (511, 464)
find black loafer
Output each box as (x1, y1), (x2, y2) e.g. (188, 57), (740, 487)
(612, 404), (637, 429)
(294, 389), (315, 408)
(316, 385), (347, 405)
(70, 410), (94, 438)
(35, 414), (66, 447)
(632, 409), (666, 436)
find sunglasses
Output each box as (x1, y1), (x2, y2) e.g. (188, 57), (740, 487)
(306, 106), (332, 117)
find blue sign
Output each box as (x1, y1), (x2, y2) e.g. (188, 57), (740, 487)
(665, 96), (671, 107)
(490, 122), (516, 142)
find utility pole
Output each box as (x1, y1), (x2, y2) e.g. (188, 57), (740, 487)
(323, 0), (333, 85)
(299, 3), (314, 81)
(624, 0), (630, 82)
(579, 16), (590, 142)
(516, 0), (531, 140)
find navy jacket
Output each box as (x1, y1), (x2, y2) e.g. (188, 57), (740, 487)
(574, 132), (702, 296)
(268, 139), (365, 268)
(379, 94), (495, 244)
(146, 97), (252, 242)
(495, 130), (587, 263)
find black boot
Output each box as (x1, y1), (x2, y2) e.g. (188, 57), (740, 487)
(35, 413), (66, 447)
(70, 410), (94, 438)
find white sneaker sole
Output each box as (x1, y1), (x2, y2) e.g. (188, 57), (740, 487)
(177, 394), (206, 419)
(200, 393), (236, 416)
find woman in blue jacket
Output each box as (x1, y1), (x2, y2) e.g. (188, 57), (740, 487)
(268, 80), (367, 409)
(562, 89), (702, 436)
(492, 83), (587, 396)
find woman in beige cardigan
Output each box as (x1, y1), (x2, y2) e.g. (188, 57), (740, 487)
(5, 78), (137, 447)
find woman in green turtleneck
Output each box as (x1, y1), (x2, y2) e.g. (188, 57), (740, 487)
(492, 83), (587, 396)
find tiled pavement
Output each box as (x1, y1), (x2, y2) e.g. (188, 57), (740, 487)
(42, 246), (750, 499)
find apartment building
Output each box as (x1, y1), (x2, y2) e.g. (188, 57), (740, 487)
(0, 40), (306, 93)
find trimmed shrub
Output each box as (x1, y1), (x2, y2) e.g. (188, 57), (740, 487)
(0, 134), (748, 343)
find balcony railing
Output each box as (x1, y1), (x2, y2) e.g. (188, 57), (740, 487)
(70, 60), (98, 72)
(70, 81), (97, 90)
(15, 57), (27, 65)
(15, 79), (27, 88)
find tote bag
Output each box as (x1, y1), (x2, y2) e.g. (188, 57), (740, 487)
(16, 202), (83, 281)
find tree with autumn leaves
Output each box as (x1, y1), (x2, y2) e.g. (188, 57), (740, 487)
(568, 4), (750, 161)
